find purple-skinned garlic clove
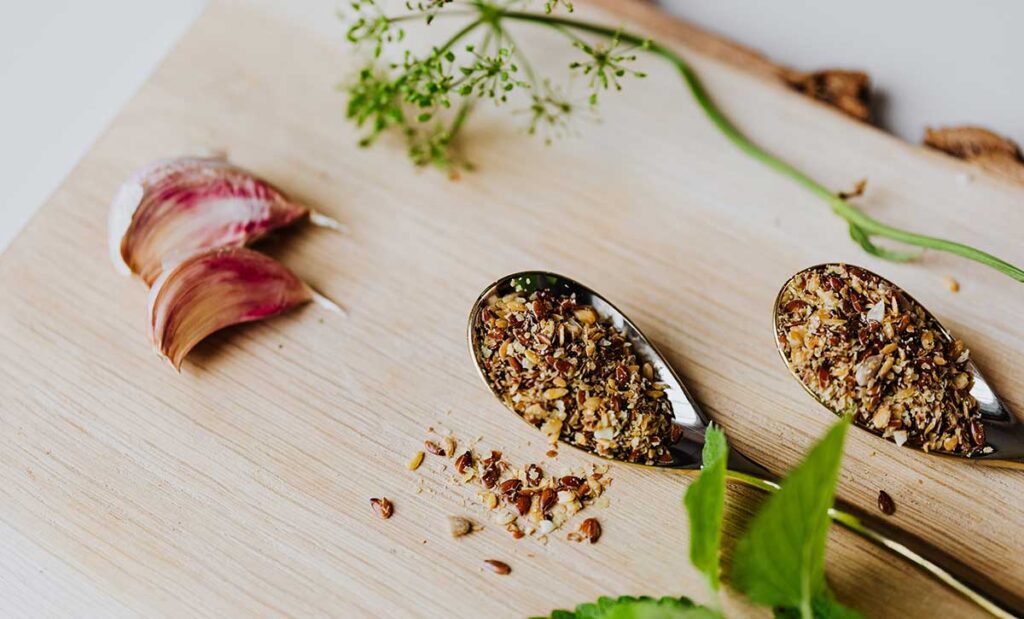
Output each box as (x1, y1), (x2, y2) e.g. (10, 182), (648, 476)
(148, 247), (313, 370)
(109, 156), (334, 285)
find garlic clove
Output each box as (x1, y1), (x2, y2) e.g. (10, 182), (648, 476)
(110, 156), (316, 285)
(148, 247), (312, 370)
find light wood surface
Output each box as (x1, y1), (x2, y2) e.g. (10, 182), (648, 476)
(1, 1), (1022, 617)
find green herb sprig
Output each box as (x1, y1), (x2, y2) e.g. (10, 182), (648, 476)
(537, 419), (860, 619)
(341, 0), (1024, 283)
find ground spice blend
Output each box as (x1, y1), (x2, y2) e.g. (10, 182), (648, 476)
(776, 264), (986, 455)
(475, 288), (676, 465)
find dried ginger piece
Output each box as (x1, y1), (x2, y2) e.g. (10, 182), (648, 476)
(783, 69), (871, 122)
(924, 126), (1024, 183)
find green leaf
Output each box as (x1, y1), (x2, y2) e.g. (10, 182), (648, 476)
(683, 425), (727, 593)
(773, 588), (865, 619)
(533, 596), (720, 619)
(848, 224), (920, 262)
(732, 417), (851, 617)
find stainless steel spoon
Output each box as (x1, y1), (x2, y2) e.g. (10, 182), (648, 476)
(468, 270), (1017, 618)
(772, 263), (1024, 466)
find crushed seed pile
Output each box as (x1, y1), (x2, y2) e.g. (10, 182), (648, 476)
(425, 434), (610, 542)
(776, 264), (986, 455)
(475, 289), (676, 465)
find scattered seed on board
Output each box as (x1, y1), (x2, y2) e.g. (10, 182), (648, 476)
(370, 497), (393, 519)
(877, 490), (896, 516)
(424, 440), (446, 456)
(483, 559), (511, 575)
(579, 518), (602, 543)
(448, 516), (475, 538)
(425, 433), (612, 541)
(407, 451), (425, 471)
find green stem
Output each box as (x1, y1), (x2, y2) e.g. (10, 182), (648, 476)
(724, 470), (1011, 618)
(495, 22), (539, 87)
(449, 26), (496, 137)
(436, 16), (485, 53)
(386, 10), (477, 24)
(491, 10), (1024, 283)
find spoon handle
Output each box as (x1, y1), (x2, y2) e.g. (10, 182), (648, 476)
(723, 470), (1018, 618)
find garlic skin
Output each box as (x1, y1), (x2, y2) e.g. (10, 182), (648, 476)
(148, 247), (312, 369)
(110, 157), (310, 285)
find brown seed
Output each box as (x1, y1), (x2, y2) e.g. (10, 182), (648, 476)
(507, 523), (525, 539)
(554, 358), (572, 374)
(370, 497), (393, 519)
(514, 493), (531, 516)
(499, 478), (522, 498)
(545, 449), (558, 458)
(817, 366), (830, 388)
(615, 365), (628, 385)
(970, 419), (986, 446)
(507, 356), (522, 372)
(559, 475), (584, 489)
(482, 466), (500, 488)
(531, 299), (548, 320)
(424, 440), (445, 456)
(877, 490), (896, 516)
(454, 451), (474, 474)
(579, 518), (602, 543)
(539, 488), (557, 513)
(483, 559), (511, 575)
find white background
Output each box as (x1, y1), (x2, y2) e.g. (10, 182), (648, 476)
(1, 0), (1020, 253)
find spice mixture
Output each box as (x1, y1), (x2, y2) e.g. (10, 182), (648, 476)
(424, 434), (610, 542)
(475, 289), (676, 465)
(776, 264), (985, 455)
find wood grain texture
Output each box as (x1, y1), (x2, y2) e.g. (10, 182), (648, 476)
(1, 1), (1022, 617)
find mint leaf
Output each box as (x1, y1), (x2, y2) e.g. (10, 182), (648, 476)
(535, 596), (720, 619)
(732, 417), (851, 617)
(773, 588), (865, 619)
(683, 424), (727, 592)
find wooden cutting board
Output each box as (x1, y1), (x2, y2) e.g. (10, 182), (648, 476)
(1, 1), (1022, 616)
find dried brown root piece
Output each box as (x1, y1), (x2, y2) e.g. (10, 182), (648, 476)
(783, 69), (871, 122)
(924, 126), (1024, 182)
(148, 247), (313, 370)
(924, 126), (1022, 162)
(109, 156), (341, 286)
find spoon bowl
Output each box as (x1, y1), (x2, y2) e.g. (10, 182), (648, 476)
(772, 264), (1024, 466)
(467, 270), (767, 475)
